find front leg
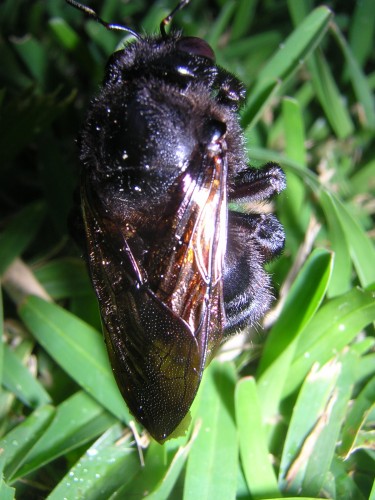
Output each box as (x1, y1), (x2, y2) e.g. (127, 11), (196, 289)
(230, 162), (286, 203)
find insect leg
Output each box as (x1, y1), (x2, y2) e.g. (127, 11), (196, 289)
(230, 162), (286, 203)
(223, 210), (284, 333)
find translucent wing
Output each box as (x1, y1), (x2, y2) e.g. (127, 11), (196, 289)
(81, 150), (227, 441)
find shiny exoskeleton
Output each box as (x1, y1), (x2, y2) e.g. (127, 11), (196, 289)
(68, 0), (286, 442)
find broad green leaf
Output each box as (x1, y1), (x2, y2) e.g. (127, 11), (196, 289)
(2, 343), (51, 408)
(235, 377), (280, 499)
(19, 296), (130, 423)
(184, 362), (238, 500)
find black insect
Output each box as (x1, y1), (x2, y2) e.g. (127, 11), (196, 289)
(67, 0), (286, 442)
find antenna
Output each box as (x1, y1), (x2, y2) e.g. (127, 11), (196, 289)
(160, 0), (191, 38)
(65, 0), (141, 40)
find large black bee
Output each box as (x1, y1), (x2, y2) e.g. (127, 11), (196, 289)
(67, 0), (286, 442)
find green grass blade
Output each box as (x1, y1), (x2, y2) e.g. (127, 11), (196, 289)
(338, 376), (375, 459)
(259, 247), (333, 375)
(257, 249), (333, 424)
(48, 17), (80, 51)
(19, 296), (131, 423)
(371, 480), (375, 500)
(206, 1), (236, 49)
(301, 350), (357, 497)
(12, 391), (117, 481)
(280, 97), (308, 229)
(279, 356), (342, 490)
(0, 479), (15, 500)
(319, 190), (352, 297)
(330, 195), (375, 288)
(230, 0), (257, 41)
(242, 6), (332, 129)
(240, 80), (281, 132)
(348, 0), (375, 69)
(283, 97), (306, 165)
(284, 288), (375, 398)
(117, 439), (169, 497)
(331, 22), (375, 130)
(2, 343), (51, 408)
(47, 424), (139, 500)
(144, 429), (199, 500)
(0, 405), (55, 481)
(0, 202), (45, 276)
(184, 362), (238, 500)
(33, 258), (92, 300)
(235, 377), (280, 499)
(0, 288), (3, 387)
(280, 351), (357, 496)
(307, 50), (354, 139)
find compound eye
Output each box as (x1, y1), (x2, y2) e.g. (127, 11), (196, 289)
(176, 37), (215, 61)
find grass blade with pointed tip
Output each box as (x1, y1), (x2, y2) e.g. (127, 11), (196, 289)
(242, 6), (332, 129)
